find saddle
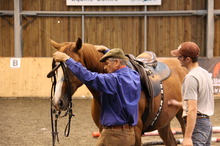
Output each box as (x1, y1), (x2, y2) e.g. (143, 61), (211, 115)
(126, 51), (171, 111)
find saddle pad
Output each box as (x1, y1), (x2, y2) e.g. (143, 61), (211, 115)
(147, 62), (171, 97)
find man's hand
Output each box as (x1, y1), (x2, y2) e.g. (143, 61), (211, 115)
(53, 51), (70, 62)
(95, 45), (109, 53)
(167, 99), (182, 108)
(182, 137), (193, 146)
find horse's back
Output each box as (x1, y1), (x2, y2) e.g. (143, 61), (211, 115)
(157, 57), (181, 67)
(157, 57), (187, 93)
(158, 57), (187, 79)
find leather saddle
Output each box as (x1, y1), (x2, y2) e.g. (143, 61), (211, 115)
(126, 51), (171, 106)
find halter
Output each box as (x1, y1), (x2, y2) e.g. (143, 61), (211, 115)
(47, 60), (75, 146)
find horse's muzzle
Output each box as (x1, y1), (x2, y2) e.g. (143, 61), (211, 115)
(53, 99), (67, 111)
(58, 100), (63, 108)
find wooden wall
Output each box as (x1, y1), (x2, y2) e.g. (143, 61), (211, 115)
(214, 0), (220, 56)
(0, 0), (14, 56)
(0, 57), (93, 98)
(1, 57), (219, 98)
(0, 0), (220, 57)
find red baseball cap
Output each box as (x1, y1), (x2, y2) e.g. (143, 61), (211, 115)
(171, 42), (200, 57)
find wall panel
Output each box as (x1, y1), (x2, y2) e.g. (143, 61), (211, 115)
(0, 57), (92, 98)
(22, 17), (82, 56)
(214, 0), (220, 56)
(0, 16), (14, 57)
(84, 16), (144, 55)
(0, 0), (220, 57)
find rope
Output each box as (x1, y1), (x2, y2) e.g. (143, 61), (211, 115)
(47, 60), (74, 146)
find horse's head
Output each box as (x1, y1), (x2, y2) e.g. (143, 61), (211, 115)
(50, 38), (105, 111)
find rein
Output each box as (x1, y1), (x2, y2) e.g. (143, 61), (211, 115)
(47, 60), (74, 146)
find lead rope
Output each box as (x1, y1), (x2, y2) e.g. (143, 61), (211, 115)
(60, 62), (75, 137)
(48, 61), (74, 146)
(50, 70), (59, 146)
(49, 60), (61, 146)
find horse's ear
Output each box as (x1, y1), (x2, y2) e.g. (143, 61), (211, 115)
(50, 39), (61, 51)
(74, 38), (82, 52)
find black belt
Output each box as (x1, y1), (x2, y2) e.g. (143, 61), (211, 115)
(183, 113), (209, 123)
(197, 113), (209, 119)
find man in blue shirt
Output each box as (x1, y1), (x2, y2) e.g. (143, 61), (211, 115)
(53, 48), (141, 146)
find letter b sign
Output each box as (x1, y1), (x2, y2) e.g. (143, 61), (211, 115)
(10, 58), (21, 68)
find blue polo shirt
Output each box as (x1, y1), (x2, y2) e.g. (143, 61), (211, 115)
(66, 58), (141, 126)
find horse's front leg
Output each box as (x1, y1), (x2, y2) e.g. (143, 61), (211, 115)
(91, 98), (102, 130)
(158, 123), (177, 146)
(136, 92), (146, 146)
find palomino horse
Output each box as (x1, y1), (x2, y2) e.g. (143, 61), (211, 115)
(50, 38), (187, 146)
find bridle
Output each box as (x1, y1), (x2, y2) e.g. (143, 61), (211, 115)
(47, 60), (75, 146)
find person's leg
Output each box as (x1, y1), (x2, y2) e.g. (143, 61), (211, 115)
(96, 128), (135, 146)
(205, 121), (212, 146)
(109, 128), (135, 146)
(96, 129), (108, 146)
(192, 118), (212, 146)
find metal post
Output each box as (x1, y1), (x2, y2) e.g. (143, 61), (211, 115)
(82, 6), (85, 43)
(14, 0), (22, 57)
(144, 6), (147, 51)
(206, 0), (214, 58)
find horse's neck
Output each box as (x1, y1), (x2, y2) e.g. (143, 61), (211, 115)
(81, 50), (105, 73)
(79, 50), (104, 102)
(84, 60), (105, 73)
(88, 86), (101, 103)
(79, 48), (104, 103)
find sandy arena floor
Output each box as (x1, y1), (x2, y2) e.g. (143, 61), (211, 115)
(0, 98), (219, 146)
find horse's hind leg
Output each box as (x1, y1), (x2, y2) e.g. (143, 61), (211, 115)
(158, 123), (177, 146)
(176, 108), (185, 135)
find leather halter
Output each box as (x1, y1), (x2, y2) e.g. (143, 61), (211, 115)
(47, 60), (74, 146)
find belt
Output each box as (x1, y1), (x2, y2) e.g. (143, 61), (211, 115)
(183, 113), (209, 123)
(103, 124), (133, 130)
(197, 113), (209, 119)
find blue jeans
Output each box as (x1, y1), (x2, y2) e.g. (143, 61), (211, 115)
(192, 118), (212, 146)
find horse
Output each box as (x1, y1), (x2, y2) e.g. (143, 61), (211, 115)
(50, 38), (187, 146)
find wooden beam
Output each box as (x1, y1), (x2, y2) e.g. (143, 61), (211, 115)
(206, 0), (214, 58)
(14, 0), (22, 57)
